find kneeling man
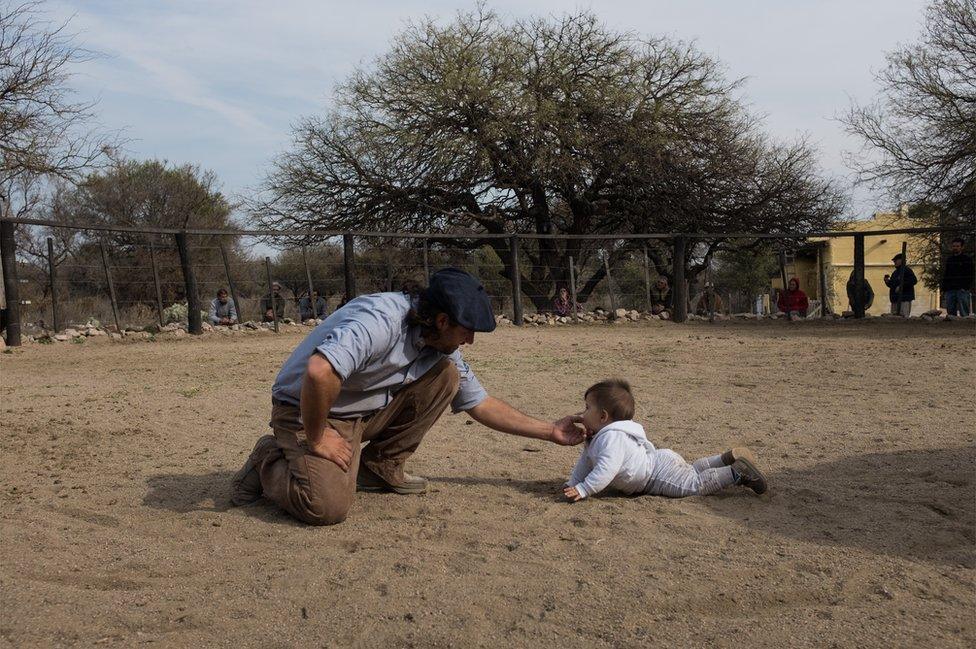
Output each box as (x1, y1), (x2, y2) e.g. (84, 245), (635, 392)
(232, 268), (583, 525)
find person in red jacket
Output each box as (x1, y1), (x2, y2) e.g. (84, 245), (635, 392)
(777, 278), (809, 320)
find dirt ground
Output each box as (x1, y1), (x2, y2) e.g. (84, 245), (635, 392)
(0, 319), (973, 648)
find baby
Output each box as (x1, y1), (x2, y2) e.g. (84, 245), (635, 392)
(563, 379), (767, 501)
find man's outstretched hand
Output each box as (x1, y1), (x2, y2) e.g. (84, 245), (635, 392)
(550, 415), (585, 446)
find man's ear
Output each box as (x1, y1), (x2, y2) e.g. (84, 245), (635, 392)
(600, 409), (610, 423)
(434, 312), (450, 331)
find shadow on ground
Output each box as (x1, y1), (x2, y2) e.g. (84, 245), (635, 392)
(429, 475), (562, 501)
(704, 445), (976, 566)
(143, 470), (303, 525)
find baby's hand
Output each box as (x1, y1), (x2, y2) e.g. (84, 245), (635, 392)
(563, 486), (583, 502)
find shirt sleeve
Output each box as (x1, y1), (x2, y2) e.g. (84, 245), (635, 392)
(207, 299), (219, 325)
(448, 349), (487, 412)
(566, 449), (591, 487)
(573, 434), (626, 499)
(229, 300), (238, 322)
(314, 310), (396, 381)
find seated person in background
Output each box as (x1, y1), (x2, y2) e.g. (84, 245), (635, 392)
(299, 290), (328, 321)
(563, 379), (767, 502)
(208, 288), (238, 326)
(846, 272), (875, 312)
(649, 277), (672, 315)
(262, 282), (286, 322)
(883, 253), (918, 317)
(552, 286), (579, 316)
(777, 278), (809, 319)
(692, 283), (723, 316)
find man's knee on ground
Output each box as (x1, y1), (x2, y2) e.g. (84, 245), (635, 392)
(301, 496), (351, 526)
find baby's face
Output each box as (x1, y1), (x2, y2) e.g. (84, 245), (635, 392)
(580, 394), (607, 436)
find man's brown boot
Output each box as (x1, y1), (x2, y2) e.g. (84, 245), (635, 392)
(230, 435), (277, 506)
(731, 456), (768, 495)
(720, 447), (757, 467)
(356, 464), (428, 495)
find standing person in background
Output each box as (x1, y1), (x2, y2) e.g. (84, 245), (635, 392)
(208, 288), (238, 326)
(299, 290), (328, 321)
(884, 253), (918, 317)
(262, 282), (286, 323)
(777, 278), (809, 320)
(846, 272), (875, 313)
(941, 238), (974, 317)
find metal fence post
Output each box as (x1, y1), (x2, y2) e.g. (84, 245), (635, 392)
(265, 256), (279, 333)
(642, 244), (652, 313)
(47, 237), (60, 332)
(175, 231), (203, 334)
(568, 255), (579, 322)
(510, 236), (523, 325)
(149, 240), (165, 327)
(219, 241), (244, 325)
(302, 245), (315, 303)
(422, 239), (430, 283)
(99, 240), (123, 334)
(853, 234), (865, 318)
(343, 233), (357, 300)
(672, 237), (687, 323)
(603, 248), (618, 317)
(0, 218), (22, 346)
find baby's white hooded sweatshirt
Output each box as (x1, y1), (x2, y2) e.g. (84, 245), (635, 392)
(566, 420), (656, 499)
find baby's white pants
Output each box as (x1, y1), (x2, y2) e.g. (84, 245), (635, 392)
(644, 450), (737, 498)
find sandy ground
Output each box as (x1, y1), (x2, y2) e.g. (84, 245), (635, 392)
(0, 319), (973, 648)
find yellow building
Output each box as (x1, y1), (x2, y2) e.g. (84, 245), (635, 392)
(771, 212), (940, 316)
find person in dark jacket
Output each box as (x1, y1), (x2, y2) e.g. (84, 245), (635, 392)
(846, 272), (875, 312)
(941, 238), (974, 316)
(883, 253), (918, 317)
(262, 282), (286, 322)
(777, 277), (809, 319)
(299, 290), (328, 321)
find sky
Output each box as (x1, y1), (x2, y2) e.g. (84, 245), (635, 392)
(46, 0), (931, 223)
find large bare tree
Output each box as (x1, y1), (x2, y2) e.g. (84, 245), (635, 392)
(0, 1), (116, 216)
(844, 0), (975, 285)
(844, 0), (975, 217)
(254, 9), (845, 306)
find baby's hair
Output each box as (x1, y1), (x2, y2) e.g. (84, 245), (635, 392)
(584, 378), (635, 421)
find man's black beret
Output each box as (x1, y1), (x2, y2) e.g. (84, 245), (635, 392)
(424, 268), (496, 333)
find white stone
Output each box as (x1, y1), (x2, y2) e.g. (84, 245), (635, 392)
(63, 328), (80, 337)
(614, 308), (628, 319)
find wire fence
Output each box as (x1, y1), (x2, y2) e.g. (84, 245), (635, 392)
(1, 217), (974, 346)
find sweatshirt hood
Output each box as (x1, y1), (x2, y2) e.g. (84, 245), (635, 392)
(594, 420), (655, 450)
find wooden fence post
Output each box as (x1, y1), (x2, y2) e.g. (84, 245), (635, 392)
(603, 249), (618, 317)
(778, 250), (789, 311)
(853, 234), (866, 318)
(510, 236), (523, 325)
(219, 241), (244, 325)
(149, 240), (165, 327)
(642, 244), (652, 313)
(0, 218), (22, 346)
(672, 237), (687, 323)
(343, 233), (357, 300)
(47, 237), (60, 332)
(175, 231), (202, 334)
(99, 240), (123, 335)
(422, 239), (430, 282)
(568, 255), (579, 322)
(818, 242), (830, 316)
(302, 245), (315, 303)
(265, 256), (279, 333)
